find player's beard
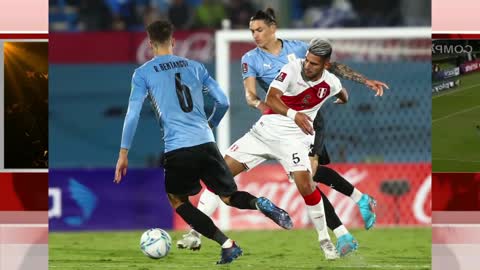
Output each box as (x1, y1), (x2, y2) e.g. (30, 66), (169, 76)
(301, 65), (315, 81)
(301, 66), (311, 81)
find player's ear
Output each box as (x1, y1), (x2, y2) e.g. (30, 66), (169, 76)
(148, 40), (154, 49)
(171, 38), (175, 49)
(270, 23), (277, 32)
(324, 57), (331, 68)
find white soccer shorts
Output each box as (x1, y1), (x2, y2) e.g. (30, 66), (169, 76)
(225, 130), (312, 173)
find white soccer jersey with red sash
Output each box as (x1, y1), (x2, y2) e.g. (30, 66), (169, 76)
(253, 59), (342, 141)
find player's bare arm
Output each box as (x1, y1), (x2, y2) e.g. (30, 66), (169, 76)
(333, 88), (349, 104)
(114, 148), (129, 183)
(244, 77), (269, 112)
(328, 62), (389, 96)
(265, 87), (313, 135)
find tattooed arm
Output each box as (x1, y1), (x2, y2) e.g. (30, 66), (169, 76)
(328, 62), (389, 96)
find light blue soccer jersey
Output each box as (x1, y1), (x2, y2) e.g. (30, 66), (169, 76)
(120, 54), (229, 153)
(241, 39), (308, 91)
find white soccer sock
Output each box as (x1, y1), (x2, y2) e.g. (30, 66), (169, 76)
(333, 225), (349, 238)
(190, 189), (221, 237)
(221, 239), (233, 248)
(197, 188), (221, 216)
(306, 201), (330, 242)
(350, 188), (363, 203)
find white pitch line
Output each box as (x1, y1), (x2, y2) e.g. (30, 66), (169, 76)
(432, 82), (480, 99)
(432, 105), (480, 124)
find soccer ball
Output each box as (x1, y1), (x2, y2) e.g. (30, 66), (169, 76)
(140, 228), (172, 259)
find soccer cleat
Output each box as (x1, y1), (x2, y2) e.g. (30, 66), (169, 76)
(336, 233), (358, 256)
(216, 242), (243, 264)
(320, 239), (340, 260)
(255, 197), (293, 230)
(176, 230), (201, 251)
(357, 194), (377, 230)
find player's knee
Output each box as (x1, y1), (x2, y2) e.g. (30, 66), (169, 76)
(167, 193), (189, 209)
(224, 155), (245, 176)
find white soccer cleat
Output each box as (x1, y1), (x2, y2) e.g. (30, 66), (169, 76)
(176, 230), (201, 251)
(320, 239), (340, 260)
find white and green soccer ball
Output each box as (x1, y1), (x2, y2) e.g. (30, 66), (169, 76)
(140, 228), (172, 259)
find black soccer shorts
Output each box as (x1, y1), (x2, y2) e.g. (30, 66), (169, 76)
(163, 142), (238, 197)
(309, 111), (331, 165)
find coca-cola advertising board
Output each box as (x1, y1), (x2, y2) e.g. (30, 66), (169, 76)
(174, 163), (431, 230)
(49, 31), (214, 64)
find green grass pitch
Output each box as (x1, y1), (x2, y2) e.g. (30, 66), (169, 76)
(49, 228), (431, 270)
(432, 72), (480, 172)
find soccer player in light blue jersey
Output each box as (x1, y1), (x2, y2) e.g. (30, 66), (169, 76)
(180, 8), (389, 257)
(114, 20), (293, 265)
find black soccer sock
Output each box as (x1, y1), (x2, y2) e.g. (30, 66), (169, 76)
(314, 166), (354, 197)
(176, 201), (228, 245)
(320, 188), (343, 231)
(228, 191), (258, 210)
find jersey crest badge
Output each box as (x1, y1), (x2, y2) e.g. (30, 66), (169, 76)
(317, 88), (328, 99)
(275, 72), (287, 82)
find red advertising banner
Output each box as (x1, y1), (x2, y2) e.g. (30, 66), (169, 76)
(49, 31), (214, 64)
(173, 163), (431, 230)
(432, 173), (480, 211)
(460, 59), (480, 74)
(0, 173), (48, 211)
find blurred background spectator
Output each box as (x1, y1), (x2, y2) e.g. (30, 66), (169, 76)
(4, 42), (48, 169)
(193, 0), (225, 29)
(227, 0), (256, 29)
(49, 0), (430, 31)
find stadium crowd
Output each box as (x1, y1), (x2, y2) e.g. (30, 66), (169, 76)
(50, 0), (430, 32)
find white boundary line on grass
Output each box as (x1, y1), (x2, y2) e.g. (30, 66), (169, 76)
(432, 82), (480, 100)
(432, 105), (480, 124)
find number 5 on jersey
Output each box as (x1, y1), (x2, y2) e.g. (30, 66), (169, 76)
(292, 153), (300, 164)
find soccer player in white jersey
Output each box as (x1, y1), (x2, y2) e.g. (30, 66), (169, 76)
(263, 38), (346, 259)
(189, 38), (347, 260)
(178, 8), (388, 257)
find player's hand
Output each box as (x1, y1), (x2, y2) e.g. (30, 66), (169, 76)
(294, 112), (313, 135)
(256, 102), (270, 113)
(365, 79), (389, 96)
(114, 153), (128, 184)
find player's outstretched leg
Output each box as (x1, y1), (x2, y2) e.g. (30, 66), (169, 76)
(313, 166), (377, 230)
(171, 195), (242, 264)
